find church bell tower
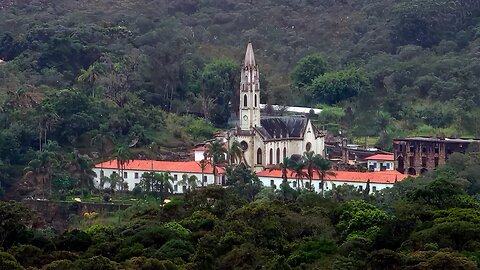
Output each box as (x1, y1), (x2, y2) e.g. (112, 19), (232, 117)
(239, 42), (261, 130)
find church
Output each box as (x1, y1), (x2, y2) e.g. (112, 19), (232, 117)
(228, 42), (326, 172)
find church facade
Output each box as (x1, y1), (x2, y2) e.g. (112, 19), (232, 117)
(228, 43), (325, 172)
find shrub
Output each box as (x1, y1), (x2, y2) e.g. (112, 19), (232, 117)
(72, 256), (118, 270)
(124, 257), (166, 270)
(8, 244), (42, 267)
(42, 260), (75, 270)
(157, 239), (194, 260)
(57, 230), (92, 252)
(160, 222), (191, 240)
(0, 252), (24, 270)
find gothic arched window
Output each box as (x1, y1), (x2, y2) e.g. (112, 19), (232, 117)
(283, 147), (287, 160)
(257, 148), (262, 165)
(269, 149), (273, 165)
(254, 95), (257, 107)
(244, 94), (248, 107)
(276, 148), (280, 164)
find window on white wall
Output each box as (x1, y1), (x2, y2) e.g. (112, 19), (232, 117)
(292, 181), (297, 188)
(174, 174), (178, 181)
(134, 172), (139, 179)
(373, 186), (377, 192)
(174, 185), (178, 192)
(358, 185), (363, 191)
(203, 176), (207, 183)
(100, 170), (104, 177)
(270, 180), (275, 187)
(123, 172), (128, 178)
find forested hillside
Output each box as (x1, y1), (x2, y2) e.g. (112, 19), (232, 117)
(2, 1), (480, 269)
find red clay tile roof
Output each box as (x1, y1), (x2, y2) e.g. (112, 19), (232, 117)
(95, 160), (224, 174)
(256, 169), (410, 184)
(364, 154), (394, 161)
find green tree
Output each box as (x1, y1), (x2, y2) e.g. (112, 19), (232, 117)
(178, 174), (200, 191)
(201, 59), (238, 126)
(65, 150), (96, 190)
(152, 172), (174, 198)
(23, 149), (59, 197)
(291, 53), (328, 88)
(102, 172), (123, 191)
(197, 159), (209, 187)
(308, 68), (370, 104)
(336, 200), (390, 241)
(0, 202), (31, 248)
(229, 140), (245, 165)
(288, 158), (307, 189)
(204, 140), (226, 185)
(0, 252), (24, 270)
(111, 146), (132, 180)
(313, 154), (336, 196)
(77, 63), (101, 98)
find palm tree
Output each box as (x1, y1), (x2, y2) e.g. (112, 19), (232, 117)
(204, 140), (227, 185)
(153, 172), (174, 199)
(91, 130), (113, 162)
(103, 172), (123, 191)
(178, 174), (200, 191)
(313, 155), (336, 196)
(269, 157), (291, 185)
(77, 63), (101, 97)
(288, 159), (307, 190)
(303, 151), (316, 189)
(229, 140), (245, 165)
(111, 146), (133, 180)
(140, 172), (155, 193)
(197, 159), (209, 186)
(24, 150), (58, 198)
(65, 150), (96, 190)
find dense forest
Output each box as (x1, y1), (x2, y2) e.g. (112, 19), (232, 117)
(2, 150), (480, 269)
(2, 0), (480, 268)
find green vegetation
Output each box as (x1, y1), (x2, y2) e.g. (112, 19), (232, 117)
(1, 1), (480, 268)
(0, 151), (480, 268)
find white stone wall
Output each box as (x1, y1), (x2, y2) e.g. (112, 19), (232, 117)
(194, 150), (205, 161)
(258, 175), (393, 194)
(92, 168), (219, 194)
(367, 160), (394, 171)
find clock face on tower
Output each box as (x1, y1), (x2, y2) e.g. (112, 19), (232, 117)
(243, 115), (248, 122)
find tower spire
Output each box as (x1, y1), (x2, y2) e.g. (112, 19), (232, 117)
(244, 42), (255, 67)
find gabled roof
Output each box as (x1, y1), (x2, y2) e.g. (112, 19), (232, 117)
(364, 154), (394, 161)
(256, 169), (410, 184)
(258, 117), (308, 140)
(95, 160), (224, 174)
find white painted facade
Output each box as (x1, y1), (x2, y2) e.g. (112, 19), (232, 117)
(194, 149), (206, 161)
(367, 160), (394, 172)
(92, 167), (221, 194)
(257, 175), (392, 194)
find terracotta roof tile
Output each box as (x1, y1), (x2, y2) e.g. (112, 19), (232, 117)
(95, 160), (224, 174)
(364, 154), (394, 161)
(256, 169), (411, 184)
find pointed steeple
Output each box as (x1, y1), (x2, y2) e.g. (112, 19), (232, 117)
(244, 42), (255, 67)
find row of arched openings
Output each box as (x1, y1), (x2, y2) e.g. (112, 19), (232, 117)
(243, 94), (258, 107)
(257, 147), (287, 165)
